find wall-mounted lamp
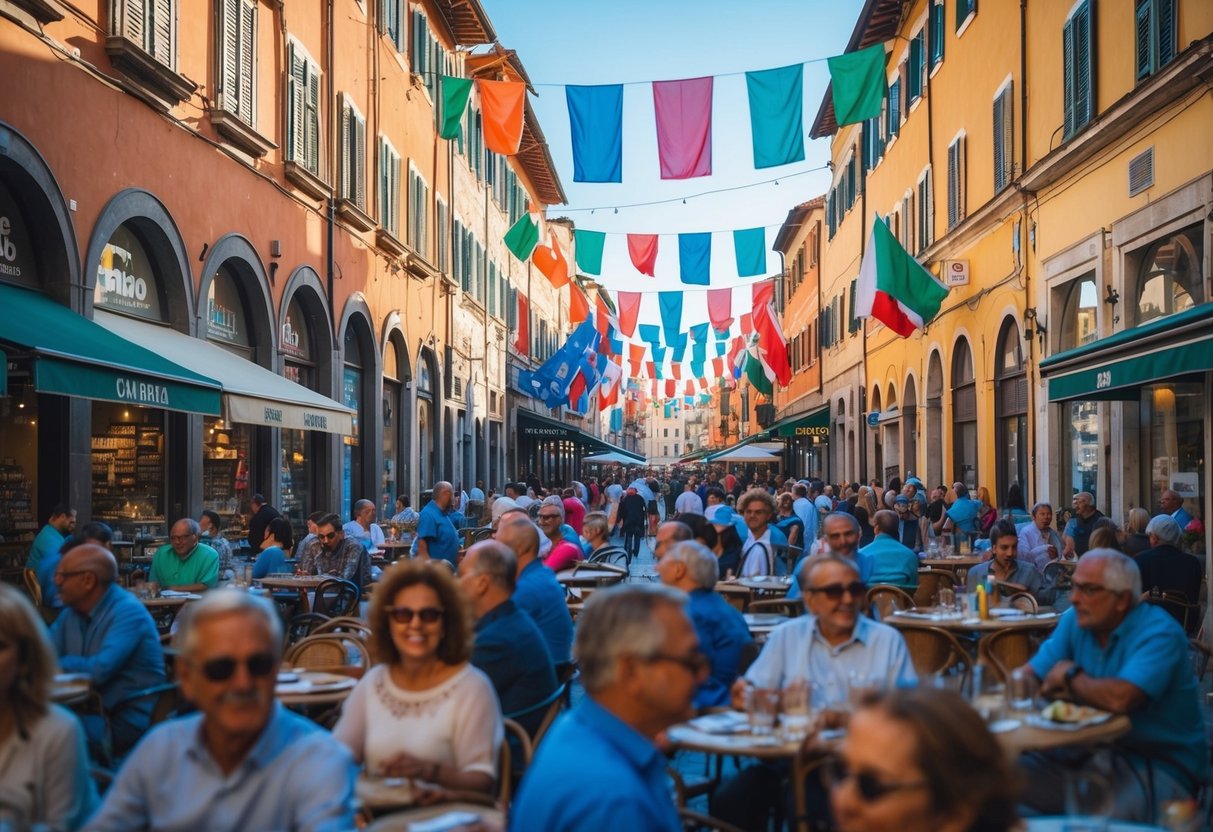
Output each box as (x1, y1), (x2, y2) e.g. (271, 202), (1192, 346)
(1023, 307), (1046, 345)
(1104, 285), (1120, 305)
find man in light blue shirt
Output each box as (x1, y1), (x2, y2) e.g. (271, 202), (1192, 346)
(510, 585), (694, 831)
(415, 481), (459, 564)
(792, 482), (818, 544)
(787, 512), (861, 602)
(861, 510), (920, 592)
(496, 511), (573, 665)
(944, 482), (982, 535)
(26, 503), (75, 571)
(86, 590), (356, 832)
(1020, 549), (1207, 821)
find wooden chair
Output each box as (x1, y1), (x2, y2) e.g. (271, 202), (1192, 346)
(312, 616), (371, 639)
(1042, 561), (1072, 592)
(865, 584), (915, 621)
(286, 612), (331, 646)
(497, 718), (533, 810)
(978, 628), (1040, 682)
(900, 626), (971, 687)
(746, 598), (802, 617)
(1004, 591), (1038, 613)
(284, 632), (371, 671)
(1143, 590), (1201, 635)
(914, 568), (958, 608)
(716, 583), (751, 613)
(22, 567), (42, 606)
(312, 579), (361, 617)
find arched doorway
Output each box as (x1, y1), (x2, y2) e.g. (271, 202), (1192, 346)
(883, 383), (899, 483)
(952, 337), (977, 491)
(995, 317), (1027, 504)
(416, 348), (438, 490)
(870, 386), (883, 483)
(926, 351), (944, 489)
(903, 375), (918, 483)
(340, 307), (378, 521)
(382, 328), (412, 515)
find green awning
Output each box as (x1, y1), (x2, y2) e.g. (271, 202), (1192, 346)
(517, 410), (642, 461)
(766, 405), (831, 439)
(0, 284), (222, 415)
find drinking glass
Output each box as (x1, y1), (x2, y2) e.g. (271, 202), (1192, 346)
(746, 688), (779, 736)
(133, 579), (148, 599)
(938, 586), (955, 611)
(780, 678), (811, 741)
(1007, 667), (1038, 714)
(1063, 771), (1112, 832)
(145, 582), (161, 599)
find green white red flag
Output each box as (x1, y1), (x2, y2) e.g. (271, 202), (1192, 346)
(856, 215), (949, 337)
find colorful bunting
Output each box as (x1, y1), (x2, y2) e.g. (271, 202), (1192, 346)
(652, 76), (713, 180)
(745, 64), (804, 169)
(504, 214), (540, 261)
(671, 364), (682, 381)
(439, 76), (474, 140)
(678, 232), (711, 286)
(569, 283), (590, 326)
(734, 227), (767, 277)
(628, 343), (646, 377)
(689, 323), (710, 344)
(566, 84), (624, 183)
(707, 287), (733, 331)
(477, 79), (526, 154)
(574, 229), (606, 275)
(513, 294), (529, 356)
(637, 324), (662, 346)
(753, 296), (791, 386)
(827, 44), (887, 127)
(752, 279), (775, 308)
(658, 292), (683, 342)
(532, 236), (569, 288)
(616, 291), (641, 337)
(627, 234), (659, 277)
(740, 313), (753, 337)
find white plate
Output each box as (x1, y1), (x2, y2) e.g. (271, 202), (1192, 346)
(988, 718), (1021, 733)
(990, 608), (1028, 618)
(1025, 711), (1112, 731)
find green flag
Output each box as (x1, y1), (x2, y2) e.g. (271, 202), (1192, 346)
(439, 76), (473, 140)
(503, 214), (539, 261)
(744, 350), (774, 396)
(827, 43), (886, 127)
(575, 229), (606, 275)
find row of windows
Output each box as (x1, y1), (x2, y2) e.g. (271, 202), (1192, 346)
(788, 322), (818, 375)
(820, 280), (859, 349)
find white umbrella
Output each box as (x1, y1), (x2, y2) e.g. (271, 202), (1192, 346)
(583, 451), (645, 464)
(709, 446), (779, 462)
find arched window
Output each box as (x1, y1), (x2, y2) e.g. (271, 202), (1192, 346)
(1059, 274), (1098, 350)
(995, 318), (1027, 503)
(925, 351), (944, 488)
(1134, 225), (1204, 325)
(951, 337), (977, 491)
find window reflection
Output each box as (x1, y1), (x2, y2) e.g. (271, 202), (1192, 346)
(1060, 274), (1098, 350)
(1135, 225), (1204, 325)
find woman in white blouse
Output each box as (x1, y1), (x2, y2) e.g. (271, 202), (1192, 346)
(0, 584), (97, 830)
(334, 560), (502, 794)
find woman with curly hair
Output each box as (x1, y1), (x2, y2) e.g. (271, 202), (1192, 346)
(333, 561), (502, 793)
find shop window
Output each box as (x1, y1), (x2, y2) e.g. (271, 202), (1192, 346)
(995, 318), (1027, 503)
(1140, 382), (1203, 528)
(1062, 400), (1100, 504)
(951, 337), (977, 491)
(1132, 225), (1204, 326)
(91, 404), (165, 536)
(0, 378), (38, 545)
(1056, 272), (1098, 351)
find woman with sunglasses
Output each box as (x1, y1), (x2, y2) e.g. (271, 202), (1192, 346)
(829, 687), (1018, 832)
(333, 561), (502, 794)
(0, 584), (97, 830)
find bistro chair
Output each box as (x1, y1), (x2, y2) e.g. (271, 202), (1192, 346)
(914, 568), (958, 608)
(312, 578), (361, 617)
(900, 626), (971, 687)
(312, 616), (372, 639)
(22, 567), (41, 606)
(505, 680), (570, 746)
(977, 628), (1040, 683)
(286, 612), (331, 646)
(1004, 591), (1038, 613)
(1042, 561), (1073, 592)
(497, 718), (533, 810)
(284, 632), (370, 673)
(865, 584), (915, 621)
(1143, 589), (1202, 635)
(746, 598), (802, 617)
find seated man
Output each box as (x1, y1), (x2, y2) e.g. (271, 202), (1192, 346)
(656, 540), (752, 708)
(786, 512), (861, 602)
(459, 540), (557, 735)
(26, 503), (76, 571)
(342, 499), (386, 552)
(859, 510), (919, 592)
(298, 513), (370, 588)
(149, 519), (220, 591)
(966, 520), (1051, 605)
(50, 544), (165, 756)
(1135, 515), (1203, 631)
(495, 510), (573, 667)
(86, 591), (357, 831)
(1017, 502), (1063, 573)
(1018, 549), (1207, 821)
(198, 510), (234, 580)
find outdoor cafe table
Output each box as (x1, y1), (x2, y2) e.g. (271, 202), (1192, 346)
(555, 566), (628, 588)
(736, 576), (793, 595)
(260, 575), (329, 613)
(886, 609), (1062, 634)
(919, 555), (985, 578)
(275, 669), (357, 707)
(139, 592), (202, 610)
(366, 802), (504, 831)
(744, 612), (790, 639)
(376, 541), (412, 562)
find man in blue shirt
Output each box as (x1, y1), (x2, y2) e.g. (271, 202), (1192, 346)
(943, 482), (982, 536)
(50, 544), (164, 756)
(459, 539), (557, 735)
(1158, 489), (1193, 531)
(1020, 549), (1207, 821)
(25, 502), (75, 571)
(87, 590), (356, 831)
(496, 511), (573, 665)
(966, 519), (1052, 605)
(787, 512), (861, 602)
(656, 539), (752, 708)
(415, 481), (459, 565)
(860, 510), (920, 592)
(510, 585), (697, 831)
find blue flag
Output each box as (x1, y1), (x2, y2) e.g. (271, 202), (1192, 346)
(566, 85), (624, 183)
(734, 227), (767, 277)
(638, 324), (663, 346)
(679, 232), (712, 285)
(659, 291), (683, 343)
(746, 64), (805, 169)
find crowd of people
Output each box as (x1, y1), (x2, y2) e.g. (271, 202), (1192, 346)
(1, 464), (1207, 831)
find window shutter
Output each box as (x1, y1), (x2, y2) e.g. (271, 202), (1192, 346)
(340, 97), (351, 199)
(1074, 3), (1092, 132)
(947, 140), (959, 229)
(220, 0), (239, 112)
(238, 0), (255, 122)
(1135, 0), (1152, 80)
(848, 280), (858, 333)
(930, 1), (944, 66)
(1157, 0), (1175, 67)
(888, 79), (900, 138)
(152, 0), (173, 66)
(903, 194), (913, 250)
(908, 35), (922, 101)
(391, 153), (401, 235)
(1063, 14), (1076, 137)
(993, 91), (1006, 192)
(355, 114), (366, 209)
(121, 0), (147, 45)
(287, 44), (303, 162)
(898, 62), (908, 119)
(305, 64), (320, 172)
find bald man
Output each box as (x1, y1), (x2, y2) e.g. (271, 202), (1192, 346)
(496, 512), (573, 666)
(416, 481), (460, 564)
(50, 544), (165, 756)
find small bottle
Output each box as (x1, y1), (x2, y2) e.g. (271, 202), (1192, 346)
(976, 584), (989, 621)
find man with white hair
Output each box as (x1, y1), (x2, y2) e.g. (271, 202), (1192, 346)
(87, 591), (356, 831)
(1134, 515), (1202, 630)
(1017, 501), (1063, 572)
(1158, 488), (1193, 529)
(510, 585), (698, 830)
(1019, 549), (1206, 820)
(415, 481), (459, 565)
(656, 540), (752, 707)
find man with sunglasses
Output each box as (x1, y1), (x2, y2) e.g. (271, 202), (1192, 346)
(1017, 549), (1206, 821)
(87, 591), (357, 831)
(298, 514), (370, 588)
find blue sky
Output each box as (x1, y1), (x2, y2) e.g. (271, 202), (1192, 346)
(482, 0), (865, 354)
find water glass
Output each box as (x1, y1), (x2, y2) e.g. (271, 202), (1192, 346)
(938, 586), (955, 610)
(780, 678), (811, 741)
(242, 565), (254, 586)
(1064, 771), (1112, 831)
(145, 581), (161, 599)
(133, 579), (148, 599)
(1007, 668), (1038, 714)
(746, 688), (779, 736)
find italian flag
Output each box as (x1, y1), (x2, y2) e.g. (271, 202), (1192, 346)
(856, 215), (950, 337)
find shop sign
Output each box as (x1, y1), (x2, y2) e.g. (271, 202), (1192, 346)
(115, 376), (170, 406)
(867, 411), (880, 428)
(205, 269), (249, 348)
(95, 225), (163, 321)
(0, 182), (38, 284)
(946, 260), (970, 286)
(281, 298), (312, 361)
(793, 425), (830, 437)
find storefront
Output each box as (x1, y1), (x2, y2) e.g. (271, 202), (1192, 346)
(516, 409), (639, 487)
(767, 406), (831, 482)
(280, 287), (331, 533)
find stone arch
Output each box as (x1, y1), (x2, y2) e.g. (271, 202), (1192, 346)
(198, 233), (276, 369)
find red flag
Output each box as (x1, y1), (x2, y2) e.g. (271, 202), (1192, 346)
(740, 313), (753, 337)
(616, 291), (641, 337)
(628, 343), (646, 377)
(670, 364), (682, 381)
(627, 234), (659, 276)
(698, 376), (709, 391)
(707, 287), (734, 331)
(595, 294), (611, 341)
(665, 379), (676, 398)
(568, 371), (587, 409)
(712, 356), (724, 377)
(684, 380), (695, 397)
(753, 297), (791, 385)
(645, 360), (655, 378)
(650, 378), (659, 398)
(476, 79), (526, 155)
(533, 237), (570, 288)
(570, 284), (590, 325)
(727, 335), (745, 369)
(752, 279), (775, 308)
(513, 294), (529, 355)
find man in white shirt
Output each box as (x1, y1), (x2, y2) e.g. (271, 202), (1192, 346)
(791, 482), (817, 543)
(342, 500), (385, 552)
(737, 490), (787, 577)
(674, 480), (704, 517)
(1017, 501), (1063, 572)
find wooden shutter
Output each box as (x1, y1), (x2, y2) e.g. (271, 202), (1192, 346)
(930, 0), (944, 67)
(287, 43), (303, 162)
(898, 61), (908, 117)
(993, 90), (1006, 192)
(947, 140), (958, 229)
(390, 152), (401, 235)
(888, 79), (900, 137)
(1073, 3), (1092, 132)
(152, 0), (173, 65)
(1135, 0), (1152, 79)
(305, 62), (320, 172)
(1157, 0), (1175, 67)
(340, 97), (351, 199)
(120, 0), (147, 45)
(908, 35), (922, 101)
(220, 0), (239, 112)
(238, 0), (255, 122)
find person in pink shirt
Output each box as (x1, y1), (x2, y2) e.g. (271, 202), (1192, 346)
(562, 492), (587, 535)
(538, 503), (583, 571)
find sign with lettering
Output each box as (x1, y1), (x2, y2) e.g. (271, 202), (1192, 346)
(0, 183), (36, 285)
(946, 260), (970, 286)
(95, 225), (163, 320)
(281, 297), (312, 361)
(205, 269), (250, 348)
(115, 377), (170, 406)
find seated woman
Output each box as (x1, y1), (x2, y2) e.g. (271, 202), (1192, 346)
(774, 493), (804, 548)
(253, 517), (294, 579)
(583, 512), (626, 566)
(0, 585), (97, 830)
(830, 687), (1018, 832)
(334, 561), (502, 794)
(536, 501), (583, 572)
(710, 507), (744, 579)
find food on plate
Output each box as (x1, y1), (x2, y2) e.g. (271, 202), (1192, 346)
(1040, 701), (1104, 724)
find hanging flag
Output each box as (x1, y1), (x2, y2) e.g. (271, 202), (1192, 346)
(628, 343), (646, 377)
(568, 371), (587, 412)
(827, 43), (887, 127)
(684, 380), (696, 397)
(665, 379), (676, 399)
(744, 348), (775, 396)
(740, 313), (753, 337)
(658, 291), (683, 342)
(574, 229), (606, 275)
(616, 291), (642, 337)
(566, 84), (624, 183)
(513, 294), (529, 356)
(570, 283), (590, 326)
(439, 76), (474, 140)
(679, 232), (711, 286)
(476, 79), (526, 155)
(734, 227), (767, 277)
(650, 378), (658, 398)
(637, 324), (662, 346)
(652, 76), (713, 180)
(671, 364), (682, 381)
(690, 359), (704, 378)
(689, 323), (710, 344)
(627, 234), (659, 276)
(698, 377), (709, 392)
(746, 64), (805, 169)
(517, 320), (599, 409)
(857, 215), (950, 337)
(727, 335), (746, 378)
(712, 356), (725, 377)
(670, 333), (689, 364)
(753, 296), (791, 385)
(691, 340), (706, 363)
(532, 236), (569, 288)
(715, 339), (727, 357)
(707, 287), (733, 331)
(595, 293), (612, 341)
(752, 279), (775, 308)
(652, 345), (667, 366)
(645, 360), (656, 379)
(504, 214), (539, 261)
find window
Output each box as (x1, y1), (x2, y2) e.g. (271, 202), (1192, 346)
(436, 198), (449, 274)
(1058, 273), (1098, 350)
(951, 336), (977, 491)
(994, 318), (1027, 501)
(407, 165), (429, 258)
(454, 218), (466, 289)
(378, 137), (401, 237)
(887, 78), (901, 140)
(848, 279), (859, 333)
(955, 0), (976, 32)
(916, 168), (933, 253)
(113, 0), (175, 67)
(902, 192), (913, 251)
(993, 82), (1014, 192)
(1135, 0), (1176, 81)
(340, 95), (367, 210)
(1134, 225), (1205, 326)
(379, 0), (404, 52)
(217, 0), (256, 125)
(664, 428), (669, 438)
(488, 261), (498, 317)
(930, 0), (945, 68)
(1063, 0), (1094, 139)
(947, 134), (965, 230)
(908, 31), (924, 103)
(287, 41), (321, 174)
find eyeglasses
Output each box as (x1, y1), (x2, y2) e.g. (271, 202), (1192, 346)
(1071, 581), (1112, 597)
(643, 650), (710, 676)
(808, 581), (866, 600)
(200, 652), (276, 682)
(387, 606), (445, 624)
(824, 757), (929, 802)
(55, 569), (92, 582)
(316, 531), (340, 541)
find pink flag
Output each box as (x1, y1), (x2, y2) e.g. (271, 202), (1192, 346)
(707, 287), (733, 331)
(616, 291), (642, 337)
(752, 279), (775, 309)
(627, 234), (659, 276)
(652, 76), (713, 180)
(740, 313), (753, 337)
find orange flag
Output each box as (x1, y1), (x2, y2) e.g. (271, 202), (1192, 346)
(569, 284), (590, 325)
(476, 79), (526, 155)
(532, 237), (570, 288)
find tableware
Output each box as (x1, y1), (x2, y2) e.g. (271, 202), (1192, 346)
(1025, 702), (1113, 731)
(276, 672), (300, 684)
(145, 582), (160, 598)
(1063, 771), (1112, 832)
(988, 718), (1021, 733)
(1008, 668), (1038, 714)
(746, 688), (779, 736)
(990, 607), (1028, 618)
(688, 711), (749, 735)
(938, 586), (955, 608)
(780, 678), (811, 742)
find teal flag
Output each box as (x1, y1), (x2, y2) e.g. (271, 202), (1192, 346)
(503, 215), (539, 261)
(439, 76), (473, 140)
(746, 64), (804, 169)
(575, 229), (606, 275)
(827, 44), (887, 126)
(734, 227), (767, 277)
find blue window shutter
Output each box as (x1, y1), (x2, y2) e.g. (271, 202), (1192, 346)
(888, 79), (901, 138)
(908, 35), (923, 100)
(1135, 0), (1152, 80)
(1158, 0), (1175, 68)
(931, 1), (945, 66)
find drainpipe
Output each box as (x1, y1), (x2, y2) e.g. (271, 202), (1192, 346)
(1020, 0), (1037, 504)
(858, 121), (869, 484)
(326, 0), (336, 332)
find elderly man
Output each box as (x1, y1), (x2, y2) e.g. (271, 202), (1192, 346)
(50, 544), (164, 756)
(786, 511), (861, 602)
(298, 513), (370, 588)
(966, 519), (1050, 603)
(1135, 515), (1203, 631)
(149, 519), (220, 591)
(342, 499), (385, 552)
(653, 519), (693, 562)
(459, 540), (557, 734)
(86, 591), (356, 831)
(1017, 502), (1063, 572)
(859, 510), (919, 592)
(1062, 491), (1104, 558)
(1159, 489), (1193, 529)
(674, 479), (704, 517)
(199, 510), (234, 579)
(496, 511), (573, 666)
(792, 482), (818, 544)
(656, 540), (751, 708)
(943, 482), (982, 536)
(737, 489), (788, 577)
(510, 585), (699, 831)
(415, 482), (460, 565)
(26, 502), (76, 571)
(1018, 550), (1207, 820)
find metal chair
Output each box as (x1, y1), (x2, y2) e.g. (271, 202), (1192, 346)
(22, 567), (41, 606)
(505, 680), (569, 746)
(286, 612), (331, 645)
(914, 568), (958, 608)
(312, 616), (371, 639)
(497, 718), (533, 810)
(865, 584), (916, 620)
(1143, 589), (1202, 635)
(900, 626), (972, 686)
(746, 598), (802, 617)
(1005, 591), (1038, 613)
(312, 578), (361, 617)
(1042, 561), (1073, 592)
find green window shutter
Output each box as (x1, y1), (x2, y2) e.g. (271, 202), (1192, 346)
(354, 113), (366, 210)
(955, 0), (975, 32)
(888, 79), (901, 138)
(220, 0), (239, 113)
(305, 62), (320, 173)
(993, 90), (1006, 192)
(1075, 3), (1092, 132)
(947, 140), (959, 229)
(848, 280), (858, 332)
(908, 35), (922, 101)
(1157, 0), (1175, 67)
(1135, 0), (1152, 80)
(1063, 14), (1076, 137)
(930, 1), (944, 66)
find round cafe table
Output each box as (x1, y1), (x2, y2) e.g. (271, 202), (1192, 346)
(275, 670), (357, 707)
(920, 555), (985, 570)
(736, 576), (793, 595)
(995, 712), (1131, 758)
(743, 612), (790, 638)
(886, 608), (1062, 634)
(260, 575), (329, 613)
(555, 566), (627, 587)
(377, 541), (412, 562)
(366, 802), (504, 831)
(139, 593), (202, 609)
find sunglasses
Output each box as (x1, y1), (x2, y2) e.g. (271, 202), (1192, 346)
(644, 650), (710, 676)
(808, 581), (866, 600)
(387, 606), (444, 624)
(824, 757), (929, 802)
(200, 652), (276, 682)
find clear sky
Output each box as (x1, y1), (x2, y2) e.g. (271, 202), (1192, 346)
(482, 0), (865, 370)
